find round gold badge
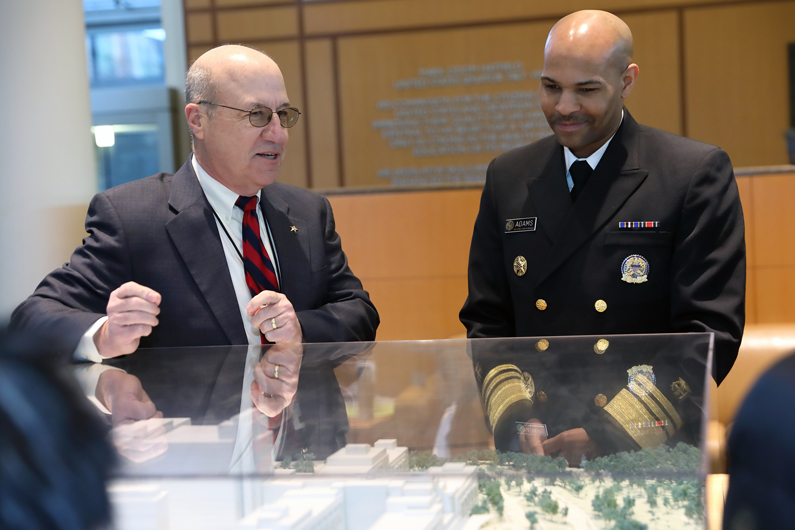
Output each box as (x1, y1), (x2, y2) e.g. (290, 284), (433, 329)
(595, 300), (607, 313)
(535, 299), (547, 311)
(535, 339), (549, 352)
(621, 254), (650, 284)
(594, 339), (609, 354)
(594, 394), (607, 407)
(536, 391), (548, 403)
(513, 256), (527, 276)
(506, 220), (515, 231)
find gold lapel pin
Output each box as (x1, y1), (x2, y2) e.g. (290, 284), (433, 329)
(290, 226), (298, 233)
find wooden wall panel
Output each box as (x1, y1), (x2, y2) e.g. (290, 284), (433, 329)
(183, 0), (210, 9)
(328, 190), (481, 278)
(685, 2), (795, 167)
(328, 189), (482, 340)
(335, 12), (680, 188)
(750, 174), (795, 268)
(217, 7), (298, 42)
(216, 0), (287, 6)
(620, 11), (681, 135)
(185, 0), (795, 189)
(755, 267), (795, 322)
(336, 22), (550, 188)
(746, 265), (758, 324)
(188, 45), (213, 64)
(305, 39), (341, 189)
(303, 0), (737, 36)
(363, 278), (470, 340)
(185, 12), (213, 44)
(747, 173), (795, 324)
(736, 177), (755, 269)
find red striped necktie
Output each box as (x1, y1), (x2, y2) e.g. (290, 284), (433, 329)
(235, 196), (279, 343)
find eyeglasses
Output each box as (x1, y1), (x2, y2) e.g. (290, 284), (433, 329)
(197, 101), (301, 128)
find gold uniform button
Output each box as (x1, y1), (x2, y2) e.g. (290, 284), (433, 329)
(594, 394), (607, 407)
(595, 300), (607, 313)
(536, 391), (548, 403)
(535, 339), (549, 352)
(594, 339), (609, 354)
(536, 299), (547, 311)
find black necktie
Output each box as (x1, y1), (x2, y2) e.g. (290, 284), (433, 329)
(569, 160), (593, 202)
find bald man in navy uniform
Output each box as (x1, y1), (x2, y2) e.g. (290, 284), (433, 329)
(461, 11), (744, 462)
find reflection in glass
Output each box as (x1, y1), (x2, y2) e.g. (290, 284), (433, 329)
(78, 336), (709, 529)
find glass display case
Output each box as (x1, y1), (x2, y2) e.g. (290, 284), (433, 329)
(87, 333), (713, 529)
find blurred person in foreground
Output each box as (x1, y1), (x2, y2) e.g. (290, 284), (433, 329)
(0, 327), (115, 530)
(11, 45), (378, 364)
(723, 352), (795, 529)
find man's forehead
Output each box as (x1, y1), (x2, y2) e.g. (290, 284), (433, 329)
(542, 52), (611, 80)
(218, 70), (290, 106)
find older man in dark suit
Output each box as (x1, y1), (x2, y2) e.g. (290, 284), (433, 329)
(460, 11), (744, 461)
(11, 45), (379, 361)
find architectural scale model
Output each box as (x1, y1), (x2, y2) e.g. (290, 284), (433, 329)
(108, 418), (704, 530)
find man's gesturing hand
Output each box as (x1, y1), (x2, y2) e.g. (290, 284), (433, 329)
(247, 291), (302, 344)
(94, 282), (161, 357)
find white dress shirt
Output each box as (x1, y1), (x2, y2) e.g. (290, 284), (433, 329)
(563, 110), (623, 191)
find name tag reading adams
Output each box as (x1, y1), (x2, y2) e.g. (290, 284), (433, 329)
(505, 217), (537, 233)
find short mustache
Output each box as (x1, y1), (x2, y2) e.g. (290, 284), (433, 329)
(550, 114), (591, 125)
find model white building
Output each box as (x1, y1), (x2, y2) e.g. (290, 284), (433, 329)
(110, 434), (479, 530)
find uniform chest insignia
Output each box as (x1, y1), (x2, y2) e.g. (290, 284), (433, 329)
(628, 365), (656, 396)
(513, 256), (527, 276)
(505, 217), (537, 233)
(671, 378), (691, 400)
(621, 254), (649, 284)
(522, 372), (535, 398)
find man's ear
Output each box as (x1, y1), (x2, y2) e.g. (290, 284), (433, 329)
(621, 63), (639, 98)
(185, 103), (205, 140)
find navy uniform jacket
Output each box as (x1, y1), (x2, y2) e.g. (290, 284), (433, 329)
(460, 110), (745, 384)
(11, 160), (379, 352)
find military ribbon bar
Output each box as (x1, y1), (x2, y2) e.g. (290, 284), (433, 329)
(619, 221), (660, 228)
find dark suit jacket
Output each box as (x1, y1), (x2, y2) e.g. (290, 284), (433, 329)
(11, 160), (379, 352)
(460, 110), (745, 384)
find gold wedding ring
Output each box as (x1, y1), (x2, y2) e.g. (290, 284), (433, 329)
(271, 317), (277, 330)
(274, 364), (280, 379)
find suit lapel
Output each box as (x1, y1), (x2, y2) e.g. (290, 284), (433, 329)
(528, 143), (573, 244)
(260, 185), (310, 305)
(535, 111), (648, 287)
(165, 162), (246, 344)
